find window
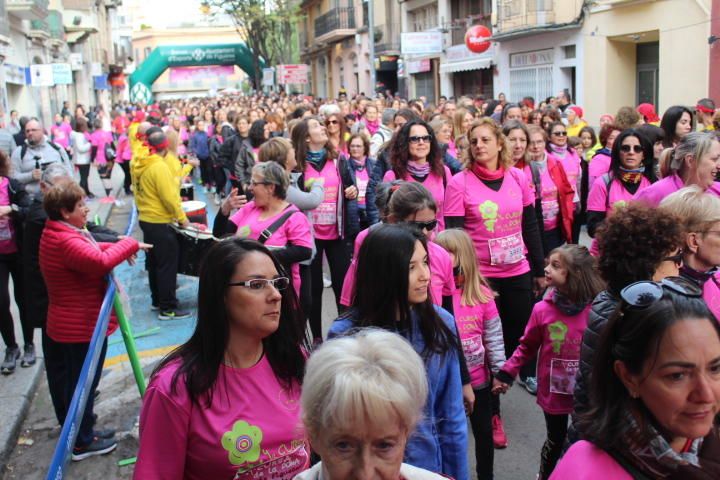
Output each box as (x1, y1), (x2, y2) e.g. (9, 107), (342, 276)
(409, 5), (439, 32)
(510, 66), (553, 103)
(563, 45), (576, 59)
(528, 0), (553, 12)
(503, 0), (522, 17)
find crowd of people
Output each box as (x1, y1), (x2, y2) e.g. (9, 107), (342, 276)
(1, 88), (720, 478)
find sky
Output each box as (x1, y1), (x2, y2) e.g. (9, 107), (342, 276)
(126, 0), (230, 30)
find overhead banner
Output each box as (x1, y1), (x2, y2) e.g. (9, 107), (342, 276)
(52, 63), (73, 84)
(277, 64), (308, 85)
(262, 68), (275, 86)
(401, 32), (443, 55)
(69, 53), (83, 71)
(169, 65), (234, 82)
(4, 64), (27, 85)
(30, 64), (54, 86)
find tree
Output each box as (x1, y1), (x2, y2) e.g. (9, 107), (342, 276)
(202, 0), (300, 88)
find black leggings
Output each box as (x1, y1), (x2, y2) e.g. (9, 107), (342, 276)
(198, 156), (213, 187)
(213, 165), (227, 195)
(469, 386), (495, 480)
(119, 161), (132, 194)
(539, 413), (569, 480)
(309, 238), (351, 341)
(78, 164), (91, 196)
(0, 253), (30, 348)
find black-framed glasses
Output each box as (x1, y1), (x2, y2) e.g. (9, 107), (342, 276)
(228, 277), (290, 291)
(250, 180), (271, 187)
(620, 144), (644, 153)
(409, 135), (432, 144)
(551, 131), (568, 137)
(326, 120), (339, 125)
(620, 277), (701, 308)
(408, 219), (438, 231)
(662, 250), (684, 268)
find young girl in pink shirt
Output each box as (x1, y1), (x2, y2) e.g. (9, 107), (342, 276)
(435, 229), (506, 480)
(494, 245), (604, 480)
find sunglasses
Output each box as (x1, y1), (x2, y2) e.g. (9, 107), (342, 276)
(409, 135), (432, 144)
(326, 120), (339, 125)
(228, 277), (290, 291)
(620, 144), (643, 153)
(620, 276), (701, 308)
(551, 131), (568, 137)
(408, 219), (438, 231)
(662, 250), (684, 268)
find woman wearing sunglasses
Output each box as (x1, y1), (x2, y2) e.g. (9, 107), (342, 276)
(554, 278), (720, 479)
(324, 113), (349, 156)
(586, 129), (656, 245)
(661, 186), (720, 322)
(546, 122), (582, 238)
(384, 119), (451, 231)
(569, 203), (685, 446)
(135, 239), (311, 479)
(635, 131), (720, 207)
(329, 224), (469, 480)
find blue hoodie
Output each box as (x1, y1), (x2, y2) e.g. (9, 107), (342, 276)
(327, 306), (470, 480)
(189, 130), (210, 159)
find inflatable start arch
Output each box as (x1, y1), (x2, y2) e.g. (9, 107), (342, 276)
(129, 43), (264, 103)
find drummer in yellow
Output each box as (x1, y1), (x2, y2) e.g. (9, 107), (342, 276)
(128, 110), (147, 157)
(164, 129), (196, 186)
(132, 128), (191, 320)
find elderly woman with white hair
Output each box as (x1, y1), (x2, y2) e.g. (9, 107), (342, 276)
(295, 329), (448, 480)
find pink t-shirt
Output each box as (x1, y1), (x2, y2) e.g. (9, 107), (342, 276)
(135, 357), (309, 480)
(587, 152), (611, 189)
(587, 175), (653, 214)
(229, 202), (313, 295)
(355, 167), (370, 207)
(549, 150), (581, 197)
(501, 294), (590, 415)
(444, 169), (535, 279)
(51, 123), (71, 149)
(0, 177), (17, 255)
(117, 134), (132, 163)
(524, 163), (560, 231)
(383, 165), (451, 231)
(304, 160), (340, 240)
(703, 273), (720, 321)
(453, 287), (500, 387)
(340, 227), (454, 307)
(635, 174), (720, 207)
(90, 129), (114, 165)
(550, 441), (632, 480)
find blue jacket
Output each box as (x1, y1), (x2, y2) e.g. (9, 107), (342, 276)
(345, 155), (377, 231)
(189, 131), (210, 159)
(328, 306), (469, 480)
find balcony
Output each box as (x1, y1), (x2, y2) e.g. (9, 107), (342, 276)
(447, 15), (492, 46)
(28, 18), (50, 41)
(495, 0), (584, 37)
(314, 6), (356, 44)
(47, 10), (65, 43)
(374, 23), (401, 54)
(7, 0), (49, 21)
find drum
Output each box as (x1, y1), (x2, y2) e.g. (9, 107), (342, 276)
(176, 227), (216, 277)
(180, 182), (194, 201)
(181, 200), (207, 225)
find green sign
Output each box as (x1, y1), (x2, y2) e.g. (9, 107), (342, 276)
(129, 43), (264, 103)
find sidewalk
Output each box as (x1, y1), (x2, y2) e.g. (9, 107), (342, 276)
(0, 165), (125, 475)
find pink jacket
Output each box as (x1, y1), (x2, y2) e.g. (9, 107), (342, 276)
(550, 440), (631, 479)
(498, 292), (590, 414)
(40, 220), (138, 343)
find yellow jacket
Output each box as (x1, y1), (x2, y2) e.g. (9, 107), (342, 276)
(567, 120), (587, 138)
(165, 152), (193, 186)
(132, 152), (188, 224)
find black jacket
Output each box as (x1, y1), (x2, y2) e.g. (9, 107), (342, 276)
(567, 289), (620, 444)
(22, 197), (120, 329)
(2, 177), (32, 251)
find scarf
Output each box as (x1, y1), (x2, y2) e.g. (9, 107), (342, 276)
(552, 289), (587, 316)
(549, 143), (568, 159)
(306, 149), (327, 171)
(351, 156), (366, 171)
(471, 162), (505, 181)
(681, 265), (719, 287)
(612, 408), (702, 478)
(365, 119), (379, 135)
(407, 160), (431, 178)
(60, 222), (101, 252)
(619, 166), (645, 184)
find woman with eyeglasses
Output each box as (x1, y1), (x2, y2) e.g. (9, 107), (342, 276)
(525, 126), (575, 256)
(635, 131), (720, 207)
(445, 117), (546, 426)
(345, 133), (376, 230)
(661, 186), (720, 321)
(213, 162), (313, 296)
(329, 224), (469, 480)
(325, 113), (349, 156)
(554, 278), (720, 479)
(135, 239), (311, 479)
(546, 122), (582, 225)
(569, 203), (685, 446)
(384, 119), (451, 231)
(586, 129), (656, 244)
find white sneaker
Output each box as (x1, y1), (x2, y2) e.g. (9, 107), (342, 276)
(214, 196), (221, 206)
(323, 274), (332, 288)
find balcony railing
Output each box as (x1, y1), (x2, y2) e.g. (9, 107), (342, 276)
(374, 23), (401, 54)
(47, 10), (64, 41)
(314, 6), (355, 42)
(448, 14), (492, 46)
(29, 18), (50, 39)
(7, 0), (49, 21)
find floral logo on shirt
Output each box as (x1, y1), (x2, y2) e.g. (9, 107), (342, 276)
(548, 321), (569, 354)
(237, 225), (251, 238)
(478, 200), (499, 232)
(611, 200), (628, 211)
(222, 420), (263, 466)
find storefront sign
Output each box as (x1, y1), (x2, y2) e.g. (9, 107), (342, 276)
(277, 64), (308, 85)
(262, 68), (275, 86)
(69, 53), (83, 71)
(4, 64), (27, 85)
(93, 75), (109, 90)
(375, 55), (398, 72)
(401, 32), (443, 55)
(52, 63), (73, 84)
(445, 44), (494, 63)
(510, 49), (554, 68)
(30, 64), (54, 87)
(407, 59), (431, 74)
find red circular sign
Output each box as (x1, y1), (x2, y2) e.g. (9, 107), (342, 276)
(465, 25), (492, 54)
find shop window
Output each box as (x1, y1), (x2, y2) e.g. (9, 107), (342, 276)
(510, 66), (552, 103)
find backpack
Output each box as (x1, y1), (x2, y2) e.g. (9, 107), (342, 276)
(20, 141), (63, 162)
(104, 141), (117, 161)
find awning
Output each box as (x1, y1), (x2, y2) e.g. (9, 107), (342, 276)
(439, 57), (492, 74)
(65, 31), (88, 44)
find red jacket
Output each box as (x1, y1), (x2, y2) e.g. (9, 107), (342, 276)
(40, 220), (139, 343)
(526, 157), (576, 243)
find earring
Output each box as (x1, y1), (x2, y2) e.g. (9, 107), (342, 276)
(629, 391), (639, 399)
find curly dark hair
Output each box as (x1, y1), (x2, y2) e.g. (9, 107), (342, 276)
(388, 119), (445, 180)
(595, 203), (684, 293)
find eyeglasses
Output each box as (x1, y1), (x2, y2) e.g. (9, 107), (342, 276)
(620, 276), (701, 308)
(662, 250), (684, 268)
(228, 277), (290, 291)
(409, 135), (432, 144)
(551, 131), (568, 137)
(250, 180), (271, 187)
(408, 219), (438, 231)
(326, 120), (339, 125)
(620, 144), (644, 153)
(529, 140), (545, 146)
